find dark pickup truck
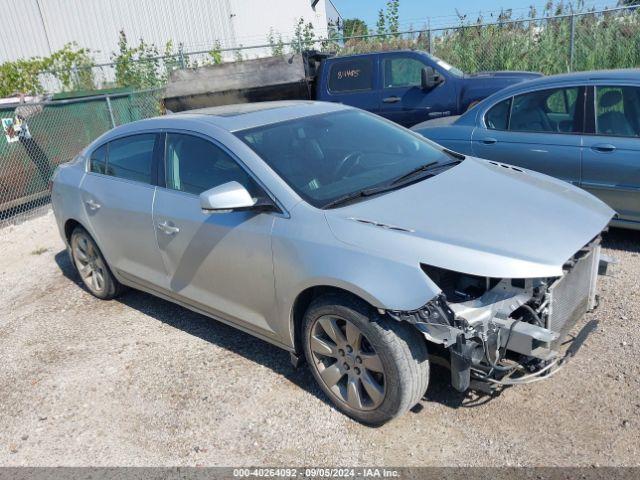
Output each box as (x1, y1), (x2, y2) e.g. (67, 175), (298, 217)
(164, 50), (541, 127)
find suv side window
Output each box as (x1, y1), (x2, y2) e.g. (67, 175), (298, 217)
(384, 57), (424, 88)
(595, 86), (640, 137)
(485, 98), (512, 130)
(89, 144), (107, 174)
(105, 134), (156, 183)
(509, 87), (582, 133)
(165, 133), (258, 196)
(328, 58), (373, 92)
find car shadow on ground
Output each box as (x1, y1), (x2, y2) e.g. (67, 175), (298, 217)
(602, 227), (640, 254)
(55, 249), (504, 419)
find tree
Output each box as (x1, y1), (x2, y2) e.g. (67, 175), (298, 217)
(386, 0), (400, 36)
(376, 9), (387, 38)
(343, 18), (368, 39)
(618, 0), (640, 5)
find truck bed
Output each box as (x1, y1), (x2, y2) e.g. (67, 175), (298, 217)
(163, 54), (315, 112)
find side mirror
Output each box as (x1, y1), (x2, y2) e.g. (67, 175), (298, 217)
(421, 66), (442, 90)
(199, 181), (257, 213)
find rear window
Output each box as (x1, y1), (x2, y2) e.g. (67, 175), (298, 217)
(328, 58), (373, 93)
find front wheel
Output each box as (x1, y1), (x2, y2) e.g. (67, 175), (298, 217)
(303, 293), (429, 425)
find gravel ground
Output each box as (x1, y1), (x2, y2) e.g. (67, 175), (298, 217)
(1, 210), (639, 466)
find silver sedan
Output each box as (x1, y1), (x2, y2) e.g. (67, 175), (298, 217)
(51, 101), (614, 424)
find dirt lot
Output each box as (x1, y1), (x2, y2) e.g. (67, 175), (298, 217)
(1, 210), (639, 466)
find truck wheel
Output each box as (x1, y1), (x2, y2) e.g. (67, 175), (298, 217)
(70, 226), (123, 300)
(303, 293), (429, 425)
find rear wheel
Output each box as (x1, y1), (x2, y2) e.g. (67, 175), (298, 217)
(70, 226), (123, 300)
(303, 293), (429, 425)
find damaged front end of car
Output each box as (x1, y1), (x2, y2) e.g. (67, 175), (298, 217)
(387, 238), (604, 393)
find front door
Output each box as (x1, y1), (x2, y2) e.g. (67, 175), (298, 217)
(378, 53), (456, 127)
(581, 85), (640, 225)
(472, 86), (585, 186)
(152, 132), (278, 338)
(80, 133), (166, 287)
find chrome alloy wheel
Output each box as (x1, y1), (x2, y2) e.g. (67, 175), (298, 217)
(72, 233), (107, 293)
(309, 315), (386, 410)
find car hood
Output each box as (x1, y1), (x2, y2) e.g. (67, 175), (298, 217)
(324, 157), (615, 279)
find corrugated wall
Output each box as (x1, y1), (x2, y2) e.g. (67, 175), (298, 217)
(0, 0), (339, 63)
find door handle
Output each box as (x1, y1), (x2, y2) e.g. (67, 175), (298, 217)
(158, 221), (180, 235)
(591, 143), (616, 153)
(383, 96), (401, 104)
(481, 137), (498, 145)
(85, 198), (101, 211)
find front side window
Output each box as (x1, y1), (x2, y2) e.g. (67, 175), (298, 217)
(105, 134), (156, 183)
(384, 57), (424, 88)
(595, 86), (640, 137)
(165, 133), (257, 195)
(509, 87), (582, 133)
(485, 98), (512, 130)
(89, 144), (107, 174)
(328, 58), (373, 92)
(237, 110), (455, 208)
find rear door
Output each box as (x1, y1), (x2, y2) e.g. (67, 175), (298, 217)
(80, 133), (167, 287)
(581, 85), (640, 225)
(377, 52), (456, 127)
(152, 132), (279, 339)
(319, 55), (380, 113)
(472, 86), (585, 185)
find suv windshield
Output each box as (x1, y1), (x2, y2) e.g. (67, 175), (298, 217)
(236, 110), (458, 208)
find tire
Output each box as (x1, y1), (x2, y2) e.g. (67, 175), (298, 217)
(70, 226), (123, 300)
(303, 293), (429, 425)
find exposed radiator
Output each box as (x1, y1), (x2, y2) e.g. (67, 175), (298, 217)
(547, 245), (600, 346)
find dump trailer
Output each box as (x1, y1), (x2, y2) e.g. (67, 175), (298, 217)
(164, 50), (541, 127)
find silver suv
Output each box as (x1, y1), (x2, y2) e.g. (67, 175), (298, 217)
(51, 101), (614, 424)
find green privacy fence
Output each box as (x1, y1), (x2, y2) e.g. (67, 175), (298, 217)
(0, 89), (163, 227)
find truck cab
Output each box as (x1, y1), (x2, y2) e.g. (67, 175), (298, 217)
(316, 50), (542, 127)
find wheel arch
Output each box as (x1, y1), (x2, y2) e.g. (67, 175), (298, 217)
(290, 285), (379, 355)
(63, 218), (83, 244)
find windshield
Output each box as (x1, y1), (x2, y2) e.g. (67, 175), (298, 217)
(236, 110), (457, 208)
(424, 53), (464, 78)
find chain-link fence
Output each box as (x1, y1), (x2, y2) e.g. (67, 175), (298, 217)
(0, 89), (162, 228)
(19, 5), (640, 95)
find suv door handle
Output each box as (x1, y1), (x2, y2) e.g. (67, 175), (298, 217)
(383, 96), (401, 104)
(481, 137), (498, 145)
(85, 198), (101, 211)
(158, 221), (180, 235)
(591, 143), (616, 153)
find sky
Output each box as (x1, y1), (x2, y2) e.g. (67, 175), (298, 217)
(331, 0), (618, 30)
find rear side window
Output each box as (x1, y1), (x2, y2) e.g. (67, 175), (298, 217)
(89, 144), (107, 174)
(328, 58), (373, 92)
(105, 134), (156, 183)
(165, 133), (258, 196)
(595, 86), (640, 137)
(485, 98), (511, 130)
(509, 87), (582, 133)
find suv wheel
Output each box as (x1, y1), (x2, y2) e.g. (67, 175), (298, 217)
(303, 293), (429, 425)
(70, 226), (123, 300)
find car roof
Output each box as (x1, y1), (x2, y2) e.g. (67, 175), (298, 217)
(142, 100), (350, 133)
(496, 69), (640, 95)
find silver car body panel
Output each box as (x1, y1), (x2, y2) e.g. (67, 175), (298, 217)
(51, 101), (615, 355)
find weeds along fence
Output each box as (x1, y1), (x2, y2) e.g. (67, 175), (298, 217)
(0, 89), (162, 228)
(23, 5), (640, 93)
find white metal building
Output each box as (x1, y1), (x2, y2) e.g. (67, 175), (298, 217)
(0, 0), (341, 63)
